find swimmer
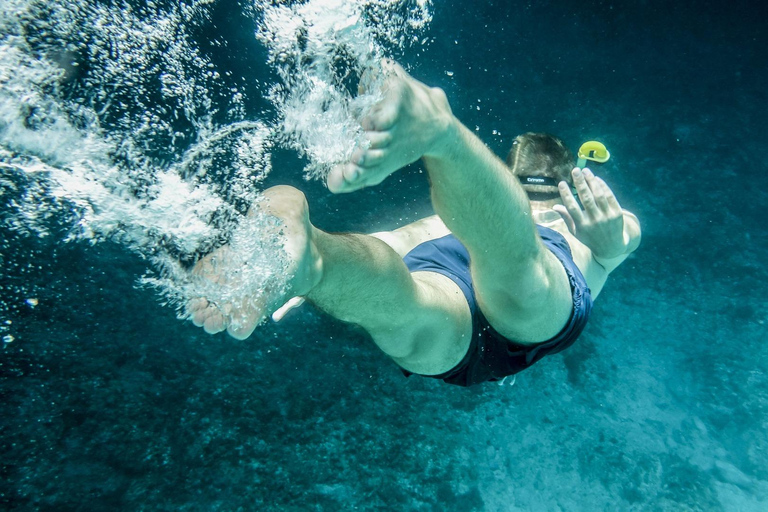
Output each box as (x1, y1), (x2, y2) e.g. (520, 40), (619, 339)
(188, 62), (641, 387)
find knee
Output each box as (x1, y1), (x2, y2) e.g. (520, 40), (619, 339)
(255, 185), (310, 220)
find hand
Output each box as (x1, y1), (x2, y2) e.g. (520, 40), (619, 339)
(553, 168), (628, 260)
(271, 296), (305, 322)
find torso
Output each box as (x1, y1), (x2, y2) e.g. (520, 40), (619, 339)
(375, 209), (615, 299)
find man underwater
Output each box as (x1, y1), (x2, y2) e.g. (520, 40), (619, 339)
(188, 62), (641, 387)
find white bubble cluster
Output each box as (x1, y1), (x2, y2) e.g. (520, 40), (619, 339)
(144, 207), (290, 331)
(0, 0), (432, 333)
(0, 1), (268, 252)
(258, 0), (432, 180)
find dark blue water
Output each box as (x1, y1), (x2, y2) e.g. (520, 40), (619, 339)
(2, 0), (767, 510)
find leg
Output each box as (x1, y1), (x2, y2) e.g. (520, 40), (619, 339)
(422, 123), (572, 344)
(308, 230), (471, 374)
(327, 63), (572, 344)
(273, 214), (450, 322)
(189, 186), (471, 375)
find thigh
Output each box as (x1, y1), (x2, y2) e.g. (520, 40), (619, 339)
(470, 242), (573, 345)
(370, 215), (451, 258)
(372, 271), (473, 376)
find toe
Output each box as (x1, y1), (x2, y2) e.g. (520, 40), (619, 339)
(366, 131), (392, 149)
(192, 313), (205, 327)
(203, 312), (226, 334)
(187, 298), (208, 320)
(192, 304), (214, 327)
(327, 163), (362, 193)
(358, 149), (386, 168)
(226, 297), (265, 340)
(227, 321), (257, 340)
(227, 311), (260, 340)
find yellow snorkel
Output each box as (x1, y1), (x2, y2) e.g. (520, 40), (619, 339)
(576, 141), (610, 169)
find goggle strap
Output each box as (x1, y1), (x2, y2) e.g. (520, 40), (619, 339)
(518, 176), (560, 187)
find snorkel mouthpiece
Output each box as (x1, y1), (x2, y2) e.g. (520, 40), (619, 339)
(576, 141), (610, 168)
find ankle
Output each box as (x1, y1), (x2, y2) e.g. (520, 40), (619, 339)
(424, 114), (460, 161)
(305, 229), (339, 304)
(422, 114), (462, 162)
(292, 224), (323, 297)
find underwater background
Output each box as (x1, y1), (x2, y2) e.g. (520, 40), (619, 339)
(2, 0), (767, 510)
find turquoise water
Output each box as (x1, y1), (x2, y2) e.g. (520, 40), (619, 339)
(2, 0), (767, 510)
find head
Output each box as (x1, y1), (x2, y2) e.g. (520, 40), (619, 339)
(505, 133), (574, 205)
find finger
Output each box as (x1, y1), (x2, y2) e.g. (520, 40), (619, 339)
(587, 173), (611, 213)
(573, 168), (597, 214)
(552, 204), (577, 235)
(271, 296), (305, 322)
(362, 65), (403, 131)
(358, 58), (394, 96)
(582, 169), (611, 211)
(558, 180), (585, 226)
(361, 104), (383, 130)
(582, 168), (599, 191)
(358, 65), (377, 95)
(596, 177), (622, 212)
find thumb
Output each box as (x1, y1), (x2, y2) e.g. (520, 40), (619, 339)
(271, 296), (305, 323)
(553, 205), (577, 235)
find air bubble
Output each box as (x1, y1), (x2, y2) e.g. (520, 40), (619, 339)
(2, 0), (433, 322)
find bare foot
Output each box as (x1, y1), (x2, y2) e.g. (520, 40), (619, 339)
(187, 186), (322, 339)
(326, 61), (455, 193)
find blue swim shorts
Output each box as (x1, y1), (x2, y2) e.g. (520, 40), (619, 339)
(401, 225), (593, 387)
